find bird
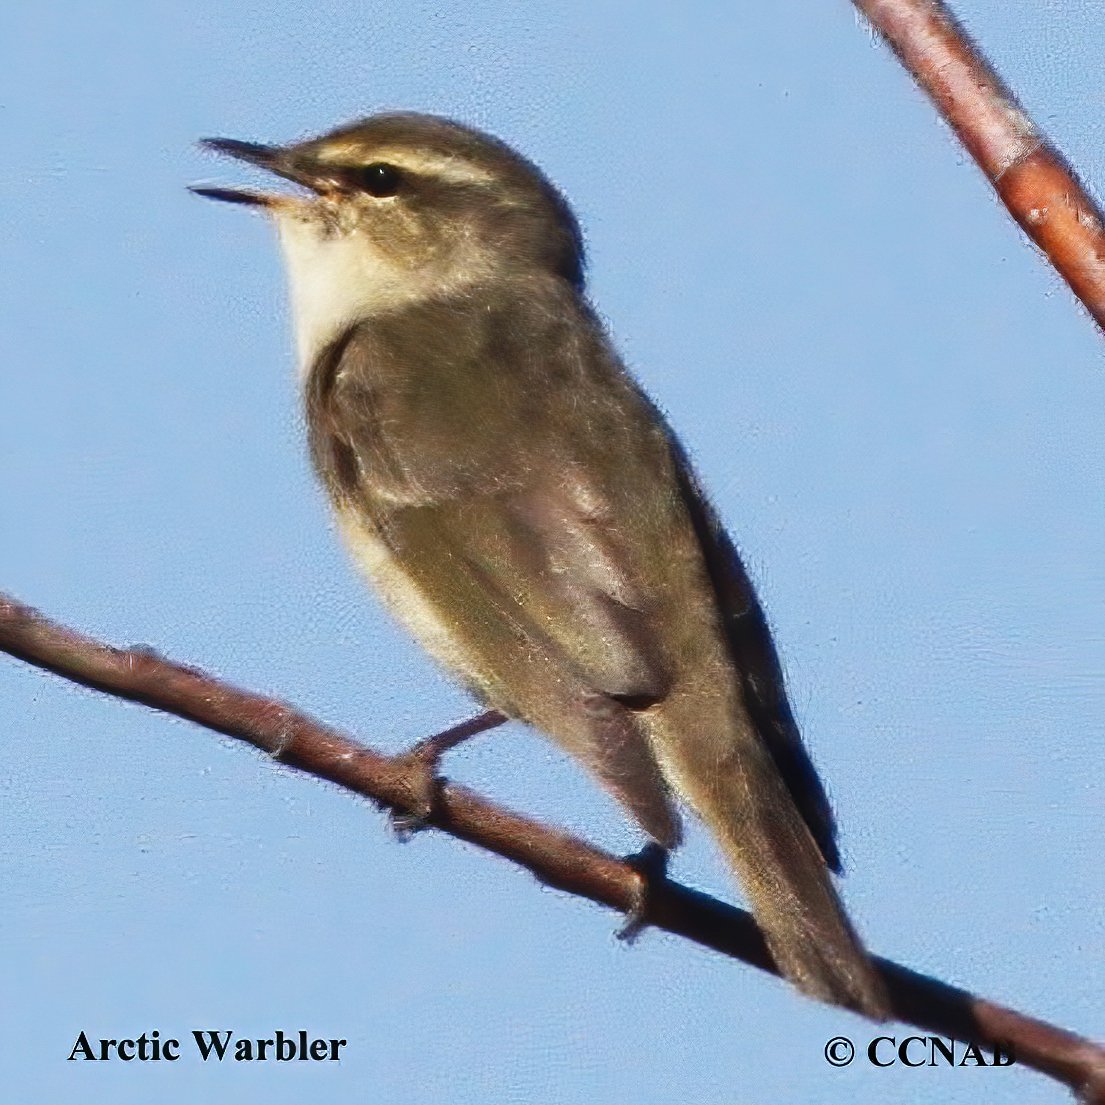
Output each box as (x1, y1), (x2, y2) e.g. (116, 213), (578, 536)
(193, 111), (889, 1018)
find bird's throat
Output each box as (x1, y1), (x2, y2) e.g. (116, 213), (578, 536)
(274, 212), (429, 375)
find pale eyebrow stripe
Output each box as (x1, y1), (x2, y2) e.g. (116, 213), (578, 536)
(314, 144), (494, 186)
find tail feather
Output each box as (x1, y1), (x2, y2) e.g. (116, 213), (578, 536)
(710, 765), (889, 1017)
(647, 700), (889, 1019)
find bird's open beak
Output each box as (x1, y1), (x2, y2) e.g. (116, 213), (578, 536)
(190, 137), (318, 207)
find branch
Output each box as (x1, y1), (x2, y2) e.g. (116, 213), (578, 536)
(853, 0), (1105, 331)
(2, 593), (1103, 1100)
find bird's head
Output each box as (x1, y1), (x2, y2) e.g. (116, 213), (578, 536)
(194, 113), (585, 366)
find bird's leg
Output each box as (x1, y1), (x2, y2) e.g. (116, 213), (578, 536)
(390, 709), (508, 838)
(616, 841), (670, 943)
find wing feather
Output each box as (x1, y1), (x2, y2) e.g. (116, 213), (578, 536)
(304, 285), (884, 1013)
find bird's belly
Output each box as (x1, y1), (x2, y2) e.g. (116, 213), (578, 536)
(334, 506), (481, 687)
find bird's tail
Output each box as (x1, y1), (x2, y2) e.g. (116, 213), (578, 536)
(646, 697), (890, 1019)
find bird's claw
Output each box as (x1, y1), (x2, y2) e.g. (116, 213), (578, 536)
(386, 711), (508, 841)
(616, 841), (669, 943)
(389, 808), (431, 842)
(388, 744), (440, 841)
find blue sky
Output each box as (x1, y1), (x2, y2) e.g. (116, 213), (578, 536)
(2, 2), (1102, 1102)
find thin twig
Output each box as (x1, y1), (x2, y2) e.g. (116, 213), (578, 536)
(2, 593), (1103, 1100)
(853, 0), (1105, 331)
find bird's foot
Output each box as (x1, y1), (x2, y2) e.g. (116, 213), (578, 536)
(616, 841), (670, 944)
(389, 741), (439, 841)
(388, 709), (507, 840)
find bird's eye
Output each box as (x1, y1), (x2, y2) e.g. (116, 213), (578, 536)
(355, 162), (402, 197)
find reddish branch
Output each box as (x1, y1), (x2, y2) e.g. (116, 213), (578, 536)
(853, 0), (1105, 330)
(2, 593), (1103, 1100)
(6, 12), (1099, 1098)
